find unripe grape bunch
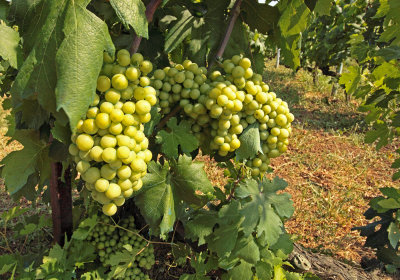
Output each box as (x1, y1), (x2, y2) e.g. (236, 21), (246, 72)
(87, 215), (155, 279)
(151, 60), (211, 143)
(68, 50), (155, 216)
(207, 55), (294, 176)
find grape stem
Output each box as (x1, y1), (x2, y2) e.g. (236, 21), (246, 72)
(209, 0), (243, 69)
(152, 106), (182, 137)
(130, 0), (163, 55)
(226, 165), (243, 201)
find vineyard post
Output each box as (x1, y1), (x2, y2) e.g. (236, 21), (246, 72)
(276, 48), (281, 68)
(331, 62), (344, 97)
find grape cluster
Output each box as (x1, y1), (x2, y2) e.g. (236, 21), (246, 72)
(207, 55), (294, 176)
(151, 60), (211, 141)
(87, 215), (155, 280)
(68, 50), (155, 216)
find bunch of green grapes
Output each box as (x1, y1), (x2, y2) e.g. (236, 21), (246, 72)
(151, 60), (212, 141)
(206, 55), (294, 176)
(87, 215), (155, 280)
(68, 50), (155, 216)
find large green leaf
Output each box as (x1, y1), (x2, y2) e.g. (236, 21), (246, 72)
(10, 0), (68, 113)
(171, 155), (214, 208)
(0, 130), (50, 195)
(236, 177), (293, 245)
(278, 0), (311, 37)
(134, 161), (176, 238)
(207, 201), (245, 257)
(109, 0), (148, 38)
(0, 25), (22, 69)
(156, 117), (198, 159)
(56, 0), (114, 132)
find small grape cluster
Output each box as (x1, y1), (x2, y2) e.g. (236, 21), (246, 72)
(68, 50), (155, 216)
(87, 215), (155, 280)
(151, 60), (211, 141)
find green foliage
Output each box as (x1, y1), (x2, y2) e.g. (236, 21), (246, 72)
(235, 123), (262, 161)
(109, 0), (148, 38)
(0, 24), (22, 69)
(354, 187), (400, 272)
(135, 155), (214, 238)
(301, 0), (367, 70)
(156, 117), (199, 159)
(0, 130), (50, 196)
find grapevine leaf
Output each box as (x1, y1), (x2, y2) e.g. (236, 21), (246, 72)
(191, 252), (219, 276)
(226, 261), (253, 280)
(255, 261), (273, 280)
(184, 211), (218, 245)
(51, 120), (71, 145)
(339, 65), (361, 96)
(134, 161), (176, 238)
(109, 0), (148, 38)
(380, 187), (400, 200)
(1, 206), (29, 222)
(72, 215), (98, 240)
(269, 232), (294, 255)
(164, 8), (194, 53)
(241, 0), (279, 34)
(144, 107), (162, 136)
(10, 0), (68, 114)
(377, 198), (400, 209)
(207, 201), (244, 257)
(364, 122), (389, 150)
(231, 235), (260, 264)
(171, 155), (214, 208)
(106, 249), (138, 267)
(156, 117), (198, 159)
(279, 34), (302, 69)
(0, 254), (16, 274)
(314, 0), (332, 16)
(388, 222), (400, 249)
(376, 46), (400, 61)
(253, 52), (265, 74)
(19, 223), (37, 235)
(278, 0), (311, 37)
(236, 177), (293, 245)
(56, 0), (115, 132)
(235, 122), (262, 161)
(18, 99), (50, 130)
(0, 25), (23, 69)
(0, 130), (50, 195)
